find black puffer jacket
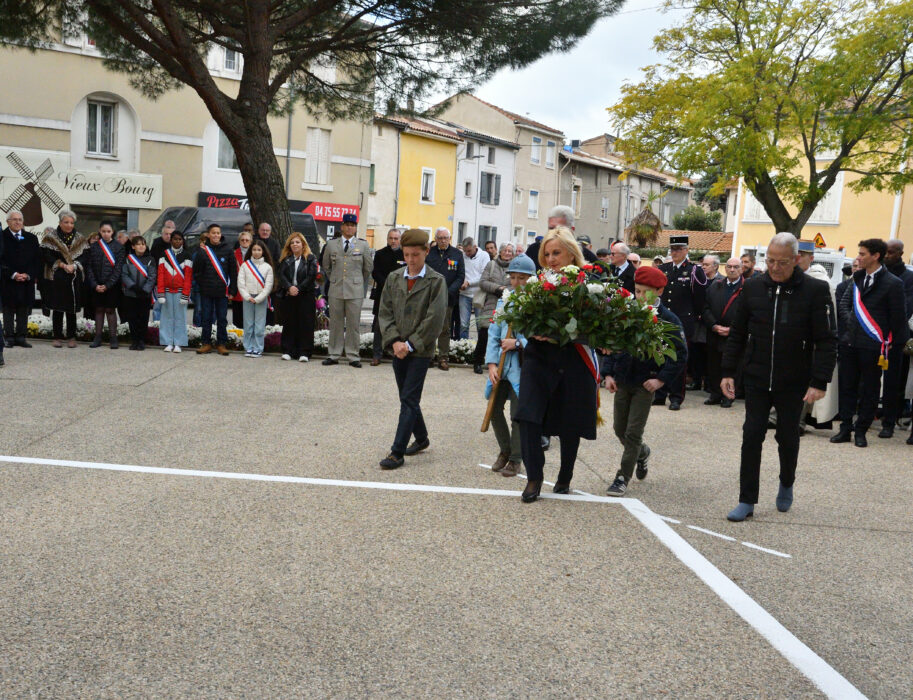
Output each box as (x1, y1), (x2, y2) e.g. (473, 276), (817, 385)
(276, 254), (317, 296)
(837, 267), (909, 351)
(85, 239), (125, 288)
(722, 267), (836, 392)
(193, 241), (237, 298)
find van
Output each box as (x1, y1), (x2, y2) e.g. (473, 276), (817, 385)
(143, 207), (322, 254)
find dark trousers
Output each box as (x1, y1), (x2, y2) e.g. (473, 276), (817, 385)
(613, 384), (653, 482)
(656, 344), (688, 403)
(121, 295), (151, 343)
(880, 347), (907, 428)
(688, 340), (707, 388)
(232, 300), (244, 328)
(838, 344), (882, 433)
(372, 314), (383, 359)
(739, 383), (804, 504)
(391, 355), (431, 455)
(280, 293), (315, 359)
(200, 295), (229, 345)
(3, 305), (29, 339)
(705, 333), (727, 401)
(52, 311), (77, 339)
(519, 422), (581, 484)
(473, 326), (489, 366)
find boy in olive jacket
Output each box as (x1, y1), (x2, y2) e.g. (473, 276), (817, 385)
(378, 228), (448, 469)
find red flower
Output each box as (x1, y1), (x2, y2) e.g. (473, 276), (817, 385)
(542, 282), (556, 291)
(618, 287), (632, 297)
(653, 316), (659, 324)
(576, 271), (586, 282)
(583, 264), (594, 271)
(560, 276), (569, 285)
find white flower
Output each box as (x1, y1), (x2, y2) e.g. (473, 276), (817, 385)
(501, 288), (512, 300)
(586, 283), (606, 295)
(561, 264), (580, 276)
(542, 270), (560, 285)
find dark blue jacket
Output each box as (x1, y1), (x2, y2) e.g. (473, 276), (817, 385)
(601, 302), (688, 388)
(426, 244), (465, 307)
(886, 261), (913, 318)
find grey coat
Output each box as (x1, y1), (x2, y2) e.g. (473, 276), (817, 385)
(121, 253), (157, 297)
(379, 267), (448, 358)
(477, 258), (511, 329)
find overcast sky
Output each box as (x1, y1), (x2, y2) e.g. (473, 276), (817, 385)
(450, 0), (688, 142)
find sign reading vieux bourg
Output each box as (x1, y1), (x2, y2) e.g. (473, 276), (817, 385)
(198, 191), (359, 222)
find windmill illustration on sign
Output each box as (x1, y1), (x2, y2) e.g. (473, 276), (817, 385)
(1, 151), (66, 226)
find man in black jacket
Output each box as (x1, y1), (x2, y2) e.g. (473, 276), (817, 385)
(1, 210), (41, 348)
(880, 240), (913, 438)
(722, 233), (836, 521)
(425, 226), (464, 370)
(370, 228), (405, 365)
(193, 224), (238, 355)
(832, 238), (910, 445)
(702, 257), (744, 406)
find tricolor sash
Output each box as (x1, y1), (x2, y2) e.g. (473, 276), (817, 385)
(127, 254), (149, 278)
(98, 239), (116, 267)
(853, 283), (891, 369)
(244, 259), (273, 311)
(165, 249), (184, 280)
(203, 245), (229, 291)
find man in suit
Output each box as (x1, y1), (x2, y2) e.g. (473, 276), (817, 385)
(609, 241), (636, 293)
(321, 213), (373, 367)
(656, 234), (708, 409)
(832, 238), (910, 446)
(425, 226), (464, 370)
(702, 257), (744, 406)
(370, 228), (405, 365)
(881, 240), (913, 438)
(0, 210), (40, 348)
(378, 228), (447, 470)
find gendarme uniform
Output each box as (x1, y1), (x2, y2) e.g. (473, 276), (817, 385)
(321, 212), (373, 363)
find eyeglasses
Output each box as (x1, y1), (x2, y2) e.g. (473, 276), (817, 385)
(766, 258), (793, 267)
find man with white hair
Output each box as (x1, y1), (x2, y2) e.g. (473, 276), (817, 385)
(1, 210), (40, 350)
(609, 241), (635, 292)
(701, 254), (723, 283)
(627, 252), (642, 268)
(425, 226), (465, 370)
(721, 232), (836, 521)
(525, 206), (598, 265)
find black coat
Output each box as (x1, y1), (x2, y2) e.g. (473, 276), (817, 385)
(426, 245), (465, 307)
(885, 261), (913, 318)
(193, 241), (238, 298)
(515, 340), (598, 440)
(835, 278), (852, 339)
(703, 277), (744, 330)
(0, 227), (41, 307)
(602, 303), (687, 388)
(611, 263), (636, 293)
(838, 267), (909, 352)
(86, 239), (126, 289)
(276, 254), (317, 297)
(658, 259), (708, 340)
(150, 236), (170, 262)
(722, 267), (837, 392)
(39, 228), (89, 313)
(371, 245), (405, 315)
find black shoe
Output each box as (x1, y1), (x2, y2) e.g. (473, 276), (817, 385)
(669, 401), (681, 411)
(652, 396), (665, 406)
(349, 360), (362, 368)
(322, 358), (339, 365)
(404, 437), (430, 456)
(720, 398), (734, 408)
(830, 429), (852, 443)
(473, 364), (484, 374)
(0, 354), (4, 366)
(379, 453), (405, 469)
(13, 338), (31, 348)
(854, 432), (868, 447)
(3, 339), (12, 348)
(636, 445), (650, 480)
(109, 340), (119, 350)
(553, 482), (570, 494)
(878, 426), (894, 439)
(521, 480), (542, 503)
(606, 477), (627, 496)
(138, 342), (145, 351)
(907, 433), (913, 445)
(89, 338), (102, 348)
(704, 397), (721, 405)
(129, 342), (138, 351)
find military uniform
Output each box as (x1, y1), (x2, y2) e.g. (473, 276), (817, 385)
(656, 235), (708, 406)
(322, 220), (373, 362)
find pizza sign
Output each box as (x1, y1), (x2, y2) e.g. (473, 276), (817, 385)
(198, 191), (359, 222)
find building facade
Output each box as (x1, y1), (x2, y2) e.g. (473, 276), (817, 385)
(0, 39), (372, 240)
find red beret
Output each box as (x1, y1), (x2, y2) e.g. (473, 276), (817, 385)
(634, 265), (668, 289)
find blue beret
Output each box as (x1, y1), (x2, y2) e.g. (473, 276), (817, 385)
(797, 240), (815, 253)
(342, 213), (358, 224)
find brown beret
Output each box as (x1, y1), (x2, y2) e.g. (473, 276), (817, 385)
(634, 265), (668, 289)
(400, 228), (430, 248)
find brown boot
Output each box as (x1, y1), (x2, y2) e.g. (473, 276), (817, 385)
(491, 452), (510, 473)
(197, 344), (213, 354)
(501, 460), (522, 477)
(52, 339), (63, 348)
(215, 345), (230, 356)
(67, 338), (77, 348)
(439, 359), (450, 371)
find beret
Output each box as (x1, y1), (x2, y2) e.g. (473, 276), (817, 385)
(400, 228), (430, 248)
(634, 265), (668, 289)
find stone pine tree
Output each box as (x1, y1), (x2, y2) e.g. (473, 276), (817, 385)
(2, 0), (624, 240)
(610, 0), (913, 236)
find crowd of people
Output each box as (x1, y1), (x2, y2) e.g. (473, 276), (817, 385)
(2, 206), (912, 515)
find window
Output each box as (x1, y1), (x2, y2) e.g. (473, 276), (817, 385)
(466, 142), (475, 159)
(515, 188), (522, 204)
(572, 184), (582, 216)
(478, 225), (497, 243)
(545, 140), (556, 168)
(479, 173), (501, 205)
(369, 164), (376, 194)
(217, 128), (238, 169)
(224, 48), (239, 71)
(376, 124), (383, 137)
(420, 168), (435, 203)
(531, 136), (542, 165)
(600, 196), (609, 221)
(305, 127), (331, 184)
(513, 225), (524, 242)
(528, 190), (539, 219)
(487, 147), (496, 165)
(86, 100), (116, 156)
(458, 222), (467, 238)
(464, 181), (472, 198)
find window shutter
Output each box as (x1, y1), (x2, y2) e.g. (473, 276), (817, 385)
(494, 175), (501, 205)
(479, 174), (490, 204)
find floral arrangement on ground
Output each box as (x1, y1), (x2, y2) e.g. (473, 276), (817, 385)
(494, 264), (679, 363)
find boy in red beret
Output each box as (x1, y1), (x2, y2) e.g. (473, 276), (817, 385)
(601, 266), (688, 496)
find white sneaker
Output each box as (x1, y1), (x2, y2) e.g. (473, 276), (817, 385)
(299, 355), (309, 363)
(164, 345), (173, 352)
(244, 351), (253, 358)
(252, 352), (262, 358)
(281, 354), (292, 361)
(172, 346), (182, 353)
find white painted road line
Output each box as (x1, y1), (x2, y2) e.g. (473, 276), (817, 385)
(687, 524), (737, 542)
(659, 515), (681, 524)
(742, 541), (792, 559)
(3, 454), (863, 699)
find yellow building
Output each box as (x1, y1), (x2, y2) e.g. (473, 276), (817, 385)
(367, 116), (460, 243)
(730, 167), (913, 255)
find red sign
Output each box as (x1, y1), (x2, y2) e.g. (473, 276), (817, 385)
(300, 202), (360, 222)
(198, 191), (359, 222)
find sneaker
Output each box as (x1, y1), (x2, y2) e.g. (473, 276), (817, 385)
(379, 453), (405, 470)
(252, 352), (262, 358)
(606, 477), (627, 496)
(636, 445), (651, 480)
(281, 354), (292, 361)
(164, 345), (174, 352)
(244, 352), (253, 358)
(299, 355), (309, 362)
(172, 346), (182, 353)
